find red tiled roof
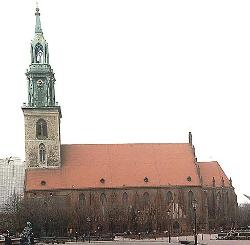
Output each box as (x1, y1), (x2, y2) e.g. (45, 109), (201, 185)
(198, 161), (230, 187)
(25, 143), (201, 191)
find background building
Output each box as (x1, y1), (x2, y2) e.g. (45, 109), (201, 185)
(0, 157), (26, 211)
(23, 7), (237, 236)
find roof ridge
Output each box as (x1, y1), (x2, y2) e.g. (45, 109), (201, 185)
(61, 143), (190, 146)
(198, 161), (218, 165)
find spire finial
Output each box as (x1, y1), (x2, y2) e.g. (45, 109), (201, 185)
(35, 1), (43, 34)
(35, 1), (40, 15)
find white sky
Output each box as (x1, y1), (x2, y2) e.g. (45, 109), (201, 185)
(0, 0), (249, 203)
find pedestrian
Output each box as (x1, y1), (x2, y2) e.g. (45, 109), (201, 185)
(20, 234), (25, 245)
(4, 232), (12, 245)
(153, 230), (156, 240)
(20, 221), (33, 245)
(30, 232), (34, 245)
(75, 231), (78, 242)
(82, 233), (85, 242)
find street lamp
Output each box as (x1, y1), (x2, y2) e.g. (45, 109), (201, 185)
(167, 209), (171, 243)
(192, 199), (198, 245)
(86, 217), (91, 243)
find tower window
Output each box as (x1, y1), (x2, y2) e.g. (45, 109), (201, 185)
(35, 43), (43, 63)
(39, 143), (46, 163)
(36, 119), (48, 139)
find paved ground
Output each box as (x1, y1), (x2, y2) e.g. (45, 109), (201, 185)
(61, 234), (250, 245)
(65, 241), (250, 245)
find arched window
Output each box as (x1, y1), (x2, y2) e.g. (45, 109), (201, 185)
(224, 191), (229, 215)
(122, 192), (128, 206)
(143, 192), (150, 207)
(216, 192), (221, 216)
(210, 191), (216, 218)
(39, 143), (46, 163)
(134, 193), (139, 208)
(100, 193), (107, 206)
(35, 43), (43, 63)
(204, 191), (208, 207)
(166, 191), (173, 206)
(79, 193), (86, 206)
(111, 193), (118, 203)
(173, 221), (180, 231)
(36, 119), (48, 139)
(188, 190), (194, 211)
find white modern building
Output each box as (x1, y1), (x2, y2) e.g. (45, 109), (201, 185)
(0, 157), (26, 211)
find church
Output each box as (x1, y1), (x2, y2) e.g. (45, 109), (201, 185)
(23, 7), (237, 235)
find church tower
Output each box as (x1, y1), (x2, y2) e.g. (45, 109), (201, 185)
(22, 6), (61, 168)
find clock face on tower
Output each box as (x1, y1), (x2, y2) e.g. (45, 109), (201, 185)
(37, 80), (44, 87)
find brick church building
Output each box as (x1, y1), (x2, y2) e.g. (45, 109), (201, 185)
(23, 7), (237, 235)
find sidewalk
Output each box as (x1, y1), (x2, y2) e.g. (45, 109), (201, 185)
(64, 235), (211, 244)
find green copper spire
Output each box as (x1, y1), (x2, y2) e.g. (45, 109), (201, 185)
(35, 7), (43, 34)
(25, 6), (57, 108)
